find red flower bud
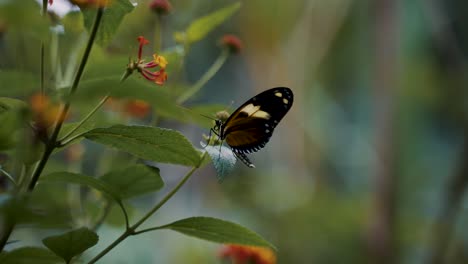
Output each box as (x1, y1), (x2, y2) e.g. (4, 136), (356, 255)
(149, 0), (172, 15)
(220, 34), (243, 54)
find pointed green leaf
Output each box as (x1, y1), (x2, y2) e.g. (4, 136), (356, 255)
(84, 125), (202, 166)
(100, 164), (164, 198)
(176, 2), (241, 44)
(41, 172), (122, 202)
(42, 227), (98, 263)
(0, 247), (63, 264)
(160, 216), (276, 250)
(82, 0), (134, 46)
(205, 144), (236, 181)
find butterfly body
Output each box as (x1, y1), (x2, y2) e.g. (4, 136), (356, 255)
(213, 87), (293, 167)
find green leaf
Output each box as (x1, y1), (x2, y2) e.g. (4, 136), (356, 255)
(41, 172), (122, 202)
(42, 227), (98, 263)
(0, 247), (63, 264)
(0, 70), (38, 96)
(0, 97), (28, 113)
(84, 125), (202, 166)
(159, 216), (276, 250)
(205, 144), (236, 181)
(1, 191), (72, 229)
(0, 111), (20, 150)
(82, 0), (134, 46)
(175, 2), (242, 45)
(100, 164), (164, 199)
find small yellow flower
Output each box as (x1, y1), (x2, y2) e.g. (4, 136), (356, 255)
(154, 54), (168, 69)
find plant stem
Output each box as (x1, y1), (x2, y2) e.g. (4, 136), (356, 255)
(0, 7), (104, 252)
(40, 0), (47, 95)
(59, 95), (110, 143)
(153, 15), (162, 53)
(0, 167), (16, 187)
(177, 48), (229, 104)
(92, 200), (112, 231)
(28, 7), (104, 191)
(87, 154), (205, 264)
(87, 229), (134, 264)
(132, 163), (200, 228)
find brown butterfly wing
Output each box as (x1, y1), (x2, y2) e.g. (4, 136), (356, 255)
(220, 87), (293, 154)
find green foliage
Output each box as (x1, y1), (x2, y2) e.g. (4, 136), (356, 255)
(42, 227), (98, 263)
(82, 0), (134, 46)
(84, 125), (202, 166)
(0, 247), (63, 264)
(41, 172), (122, 202)
(159, 216), (275, 250)
(174, 2), (241, 45)
(0, 97), (28, 112)
(100, 164), (164, 199)
(0, 111), (21, 150)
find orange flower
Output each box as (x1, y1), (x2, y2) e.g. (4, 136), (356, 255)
(124, 99), (151, 118)
(30, 93), (66, 129)
(219, 244), (276, 264)
(126, 36), (168, 85)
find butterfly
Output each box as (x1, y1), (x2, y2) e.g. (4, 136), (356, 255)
(211, 87), (294, 168)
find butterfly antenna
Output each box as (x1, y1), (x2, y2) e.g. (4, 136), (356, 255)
(200, 113), (216, 121)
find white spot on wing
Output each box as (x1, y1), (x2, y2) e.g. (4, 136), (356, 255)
(275, 92), (282, 97)
(240, 104), (270, 119)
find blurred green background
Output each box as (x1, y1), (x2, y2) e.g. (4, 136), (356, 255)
(2, 0), (468, 263)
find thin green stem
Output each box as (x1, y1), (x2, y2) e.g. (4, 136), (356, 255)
(0, 6), (103, 252)
(40, 0), (47, 95)
(87, 153), (206, 264)
(132, 161), (201, 228)
(153, 15), (162, 53)
(118, 201), (130, 229)
(27, 7), (104, 191)
(87, 229), (134, 264)
(92, 200), (112, 231)
(132, 226), (163, 235)
(0, 167), (16, 187)
(59, 95), (110, 142)
(58, 130), (90, 147)
(177, 48), (230, 104)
